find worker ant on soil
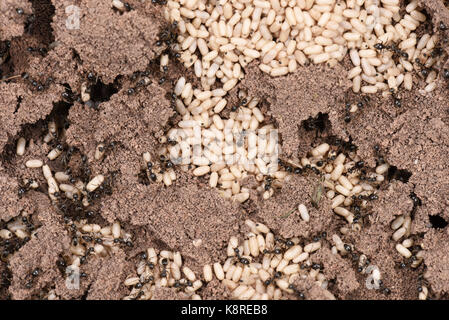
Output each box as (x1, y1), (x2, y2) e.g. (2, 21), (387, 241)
(302, 112), (328, 133)
(389, 88), (402, 108)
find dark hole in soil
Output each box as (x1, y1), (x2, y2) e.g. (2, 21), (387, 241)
(302, 112), (329, 132)
(89, 79), (119, 107)
(0, 40), (14, 78)
(387, 166), (412, 183)
(429, 214), (448, 229)
(0, 266), (12, 298)
(25, 0), (56, 48)
(137, 169), (150, 185)
(51, 100), (72, 130)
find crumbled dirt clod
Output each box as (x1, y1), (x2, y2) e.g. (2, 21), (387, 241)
(422, 229), (449, 296)
(0, 0), (32, 41)
(86, 250), (130, 300)
(242, 63), (350, 163)
(102, 171), (241, 267)
(250, 173), (335, 239)
(51, 0), (166, 83)
(0, 168), (22, 222)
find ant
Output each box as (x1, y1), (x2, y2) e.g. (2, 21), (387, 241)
(97, 140), (121, 161)
(231, 248), (251, 265)
(17, 179), (34, 198)
(24, 14), (36, 34)
(158, 22), (179, 49)
(61, 146), (77, 167)
(160, 258), (169, 279)
(414, 58), (435, 79)
(443, 69), (449, 80)
(389, 88), (402, 107)
(61, 86), (78, 103)
(374, 42), (409, 60)
(327, 135), (357, 155)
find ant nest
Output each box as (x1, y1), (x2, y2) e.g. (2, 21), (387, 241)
(143, 0), (448, 205)
(6, 0), (438, 300)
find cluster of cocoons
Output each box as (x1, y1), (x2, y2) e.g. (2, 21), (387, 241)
(17, 121), (107, 204)
(44, 222), (131, 300)
(390, 214), (424, 268)
(151, 83), (288, 202)
(163, 0), (442, 95)
(14, 120), (125, 284)
(0, 215), (34, 261)
(0, 217), (32, 242)
(123, 248), (203, 300)
(305, 143), (428, 298)
(204, 220), (334, 300)
(300, 142), (380, 227)
(67, 220), (130, 269)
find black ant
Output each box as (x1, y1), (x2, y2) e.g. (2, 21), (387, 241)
(389, 88), (402, 108)
(302, 112), (328, 134)
(430, 45), (444, 59)
(414, 58), (432, 78)
(138, 168), (151, 185)
(158, 23), (179, 49)
(61, 86), (78, 103)
(375, 42), (409, 60)
(443, 69), (449, 80)
(17, 178), (39, 198)
(326, 136), (357, 155)
(98, 141), (121, 161)
(87, 72), (96, 82)
(26, 46), (48, 57)
(231, 248), (251, 265)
